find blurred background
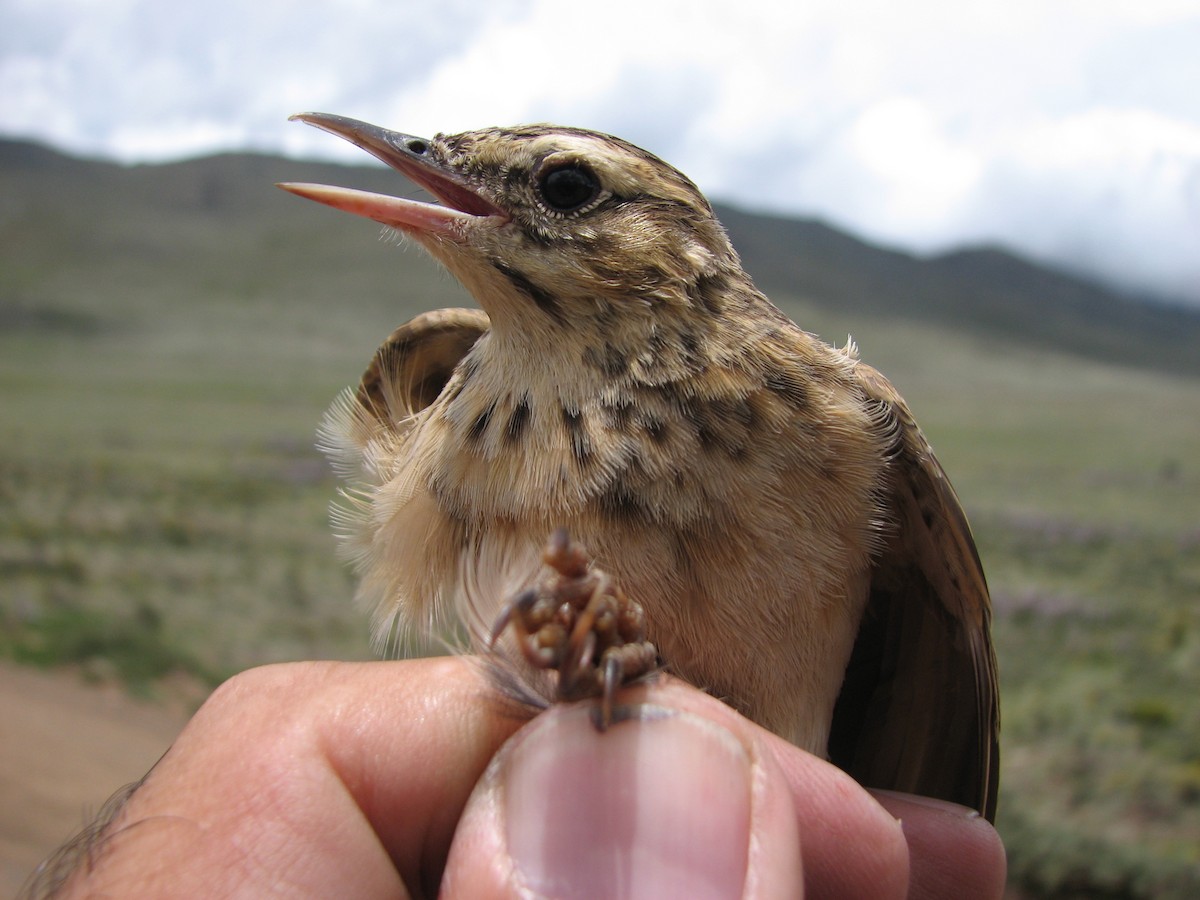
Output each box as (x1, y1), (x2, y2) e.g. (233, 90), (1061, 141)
(2, 0), (1198, 895)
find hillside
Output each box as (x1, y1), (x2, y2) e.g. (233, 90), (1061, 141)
(715, 204), (1200, 376)
(4, 137), (1198, 377)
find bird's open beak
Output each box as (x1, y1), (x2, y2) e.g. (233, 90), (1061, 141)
(277, 112), (508, 234)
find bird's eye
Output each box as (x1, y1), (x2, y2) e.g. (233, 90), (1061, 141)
(538, 163), (601, 213)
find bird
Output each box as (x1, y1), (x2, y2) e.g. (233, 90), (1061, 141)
(279, 113), (999, 821)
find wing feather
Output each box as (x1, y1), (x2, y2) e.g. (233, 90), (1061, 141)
(829, 363), (1000, 821)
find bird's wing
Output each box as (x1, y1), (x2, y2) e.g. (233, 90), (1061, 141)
(322, 307), (489, 475)
(828, 362), (1000, 822)
(355, 307), (491, 425)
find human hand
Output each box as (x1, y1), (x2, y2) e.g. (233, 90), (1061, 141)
(51, 658), (1004, 898)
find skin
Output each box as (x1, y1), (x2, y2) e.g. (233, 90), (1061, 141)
(47, 659), (1004, 898)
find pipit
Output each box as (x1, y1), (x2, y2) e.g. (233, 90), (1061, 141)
(280, 114), (999, 820)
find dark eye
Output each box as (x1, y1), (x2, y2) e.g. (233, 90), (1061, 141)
(538, 164), (601, 213)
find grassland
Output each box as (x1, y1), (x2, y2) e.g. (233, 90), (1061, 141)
(2, 142), (1198, 895)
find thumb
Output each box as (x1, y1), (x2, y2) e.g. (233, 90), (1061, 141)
(441, 692), (804, 899)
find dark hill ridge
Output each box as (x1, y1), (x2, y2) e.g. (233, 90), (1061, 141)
(715, 204), (1200, 376)
(3, 137), (1198, 377)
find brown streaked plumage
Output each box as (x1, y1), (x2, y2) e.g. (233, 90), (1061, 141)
(280, 113), (999, 820)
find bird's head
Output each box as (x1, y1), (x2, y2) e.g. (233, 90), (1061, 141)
(279, 114), (744, 339)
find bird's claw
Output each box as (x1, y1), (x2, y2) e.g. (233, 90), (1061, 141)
(490, 528), (658, 729)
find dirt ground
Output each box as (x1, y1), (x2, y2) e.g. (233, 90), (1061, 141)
(0, 662), (195, 896)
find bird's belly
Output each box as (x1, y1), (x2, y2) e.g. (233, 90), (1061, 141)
(458, 514), (873, 756)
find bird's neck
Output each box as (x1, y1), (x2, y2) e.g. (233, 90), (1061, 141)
(420, 298), (704, 523)
(422, 284), (807, 534)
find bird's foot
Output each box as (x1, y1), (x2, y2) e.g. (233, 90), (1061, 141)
(489, 528), (658, 729)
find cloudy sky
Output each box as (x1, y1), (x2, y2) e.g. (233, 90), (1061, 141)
(3, 0), (1198, 305)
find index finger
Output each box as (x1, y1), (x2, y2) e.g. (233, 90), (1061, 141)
(55, 658), (521, 898)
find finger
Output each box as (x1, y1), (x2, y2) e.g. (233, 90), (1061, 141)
(763, 741), (911, 898)
(58, 658), (521, 898)
(444, 677), (909, 899)
(870, 791), (1007, 899)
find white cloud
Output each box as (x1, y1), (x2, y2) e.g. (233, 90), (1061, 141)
(0, 0), (526, 159)
(967, 109), (1200, 300)
(2, 0), (1198, 304)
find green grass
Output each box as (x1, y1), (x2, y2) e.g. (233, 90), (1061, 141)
(2, 143), (1199, 895)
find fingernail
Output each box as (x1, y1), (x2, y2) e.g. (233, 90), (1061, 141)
(501, 703), (752, 900)
(870, 789), (982, 819)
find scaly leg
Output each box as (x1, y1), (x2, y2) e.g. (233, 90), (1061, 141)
(489, 528), (659, 729)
